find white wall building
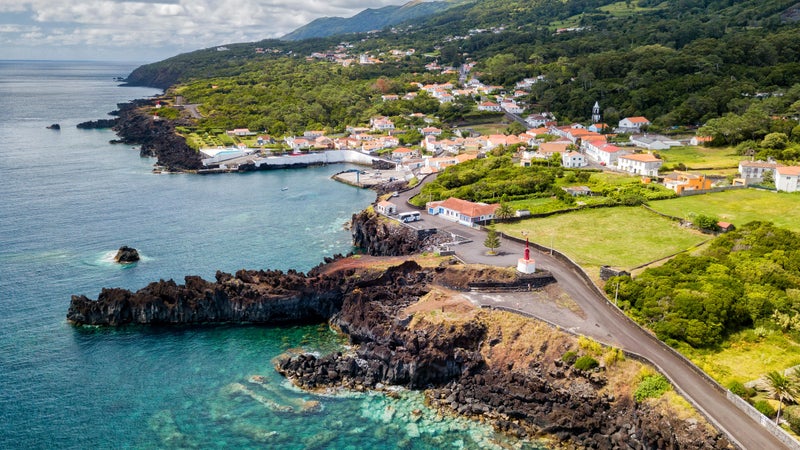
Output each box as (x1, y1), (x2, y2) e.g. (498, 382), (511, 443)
(775, 166), (800, 192)
(617, 153), (663, 176)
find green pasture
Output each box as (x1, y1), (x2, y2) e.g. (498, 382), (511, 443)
(648, 189), (800, 232)
(680, 330), (800, 388)
(495, 206), (708, 276)
(657, 145), (741, 169)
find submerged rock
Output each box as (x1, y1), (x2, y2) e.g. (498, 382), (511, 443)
(113, 246), (140, 264)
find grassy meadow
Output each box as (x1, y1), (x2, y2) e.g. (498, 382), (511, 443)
(657, 145), (741, 170)
(648, 189), (800, 232)
(495, 206), (709, 277)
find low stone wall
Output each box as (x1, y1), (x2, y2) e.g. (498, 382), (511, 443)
(727, 392), (800, 450)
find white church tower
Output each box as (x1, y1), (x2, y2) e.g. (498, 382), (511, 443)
(591, 101), (601, 124)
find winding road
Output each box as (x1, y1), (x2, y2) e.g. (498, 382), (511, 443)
(390, 176), (792, 450)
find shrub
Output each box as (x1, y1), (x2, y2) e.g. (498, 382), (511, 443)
(634, 374), (670, 402)
(754, 400), (776, 418)
(603, 347), (625, 367)
(578, 336), (603, 355)
(574, 355), (599, 371)
(728, 380), (750, 399)
(561, 351), (578, 365)
(786, 409), (800, 434)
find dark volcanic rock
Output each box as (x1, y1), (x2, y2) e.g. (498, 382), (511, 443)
(112, 100), (201, 171)
(77, 118), (118, 129)
(113, 246), (140, 264)
(351, 210), (433, 256)
(46, 123), (60, 130)
(67, 268), (348, 326)
(67, 258), (731, 448)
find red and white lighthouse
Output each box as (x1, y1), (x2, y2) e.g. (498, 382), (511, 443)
(517, 235), (536, 274)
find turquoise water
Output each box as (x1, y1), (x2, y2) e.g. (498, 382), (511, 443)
(0, 61), (541, 449)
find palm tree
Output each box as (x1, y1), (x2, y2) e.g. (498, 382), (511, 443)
(761, 370), (797, 424)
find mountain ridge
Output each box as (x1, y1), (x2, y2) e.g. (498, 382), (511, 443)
(281, 0), (461, 41)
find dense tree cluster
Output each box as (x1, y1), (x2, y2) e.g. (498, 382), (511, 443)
(607, 222), (800, 348)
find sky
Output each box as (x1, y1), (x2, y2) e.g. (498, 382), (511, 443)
(0, 0), (405, 63)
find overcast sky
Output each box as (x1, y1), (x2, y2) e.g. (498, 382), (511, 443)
(0, 0), (404, 63)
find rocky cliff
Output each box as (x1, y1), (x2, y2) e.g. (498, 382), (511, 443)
(351, 209), (438, 256)
(273, 260), (732, 449)
(112, 100), (202, 171)
(67, 268), (345, 326)
(68, 258), (730, 448)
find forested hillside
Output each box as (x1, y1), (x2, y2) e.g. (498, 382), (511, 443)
(607, 222), (800, 349)
(125, 0), (800, 139)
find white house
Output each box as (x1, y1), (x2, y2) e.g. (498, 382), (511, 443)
(375, 200), (397, 215)
(617, 153), (663, 176)
(584, 142), (627, 166)
(618, 116), (651, 132)
(426, 197), (499, 226)
(477, 101), (502, 112)
(370, 116), (395, 131)
(738, 160), (780, 184)
(775, 166), (800, 192)
(525, 113), (555, 128)
(562, 151), (587, 168)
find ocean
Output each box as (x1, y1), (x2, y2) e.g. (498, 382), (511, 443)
(0, 61), (540, 449)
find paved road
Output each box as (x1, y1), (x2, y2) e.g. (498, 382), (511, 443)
(390, 178), (790, 450)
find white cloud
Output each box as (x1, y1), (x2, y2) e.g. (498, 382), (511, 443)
(0, 0), (405, 61)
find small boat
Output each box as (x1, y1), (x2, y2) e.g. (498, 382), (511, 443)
(281, 187), (288, 191)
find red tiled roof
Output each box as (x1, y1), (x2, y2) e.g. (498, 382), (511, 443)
(776, 166), (800, 176)
(438, 197), (499, 218)
(621, 153), (661, 162)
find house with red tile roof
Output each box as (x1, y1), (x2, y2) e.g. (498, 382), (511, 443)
(426, 197), (500, 226)
(478, 101), (502, 112)
(618, 153), (663, 176)
(775, 165), (800, 192)
(391, 147), (419, 159)
(618, 116), (651, 132)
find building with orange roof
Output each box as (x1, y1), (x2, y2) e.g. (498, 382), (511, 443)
(618, 153), (662, 176)
(776, 165), (800, 192)
(663, 171), (713, 195)
(426, 197), (500, 226)
(618, 116), (651, 132)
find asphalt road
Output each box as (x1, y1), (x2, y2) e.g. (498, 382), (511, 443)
(390, 177), (791, 450)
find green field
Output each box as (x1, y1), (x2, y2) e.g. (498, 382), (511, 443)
(495, 206), (708, 276)
(648, 189), (800, 232)
(681, 330), (800, 388)
(657, 145), (741, 169)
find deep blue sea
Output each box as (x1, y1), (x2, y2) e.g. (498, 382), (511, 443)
(0, 61), (540, 449)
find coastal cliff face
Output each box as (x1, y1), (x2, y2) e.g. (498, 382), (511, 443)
(351, 209), (433, 256)
(68, 258), (730, 448)
(273, 260), (729, 449)
(112, 100), (202, 171)
(67, 269), (345, 326)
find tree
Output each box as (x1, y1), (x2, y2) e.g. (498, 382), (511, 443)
(761, 370), (797, 424)
(484, 228), (501, 255)
(495, 202), (515, 220)
(505, 121), (527, 135)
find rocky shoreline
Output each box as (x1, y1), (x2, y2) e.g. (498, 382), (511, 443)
(105, 99), (202, 172)
(68, 256), (729, 448)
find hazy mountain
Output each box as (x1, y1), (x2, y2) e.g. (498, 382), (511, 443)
(281, 0), (461, 41)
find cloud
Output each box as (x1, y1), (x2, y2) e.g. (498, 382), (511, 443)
(0, 0), (405, 61)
